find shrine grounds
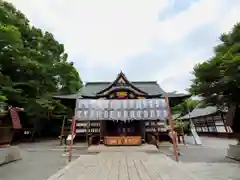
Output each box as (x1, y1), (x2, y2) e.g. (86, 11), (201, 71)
(0, 137), (239, 180)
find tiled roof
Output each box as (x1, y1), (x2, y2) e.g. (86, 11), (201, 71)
(53, 82), (190, 101)
(53, 71), (190, 102)
(53, 93), (82, 99)
(179, 106), (219, 120)
(80, 81), (165, 96)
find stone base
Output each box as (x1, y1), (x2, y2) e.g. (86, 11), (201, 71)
(226, 144), (240, 161)
(0, 146), (22, 166)
(88, 144), (159, 153)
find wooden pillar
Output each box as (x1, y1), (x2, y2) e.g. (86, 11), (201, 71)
(204, 116), (210, 132)
(100, 120), (102, 143)
(59, 116), (66, 146)
(212, 115), (217, 132)
(164, 95), (179, 162)
(68, 116), (76, 162)
(86, 120), (89, 145)
(220, 112), (228, 132)
(156, 120), (159, 141)
(142, 120), (146, 142)
(200, 117), (204, 132)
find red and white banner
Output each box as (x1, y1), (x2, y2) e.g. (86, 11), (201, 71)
(9, 107), (22, 129)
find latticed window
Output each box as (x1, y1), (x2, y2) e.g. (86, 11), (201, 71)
(209, 126), (217, 132)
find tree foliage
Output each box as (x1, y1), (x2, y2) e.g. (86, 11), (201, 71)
(190, 23), (240, 136)
(172, 98), (200, 116)
(190, 23), (240, 107)
(0, 1), (82, 121)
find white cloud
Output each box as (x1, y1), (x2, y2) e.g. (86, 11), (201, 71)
(217, 3), (240, 33)
(155, 50), (206, 92)
(155, 0), (228, 44)
(7, 0), (170, 68)
(6, 0), (240, 92)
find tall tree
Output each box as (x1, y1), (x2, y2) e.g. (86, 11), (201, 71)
(0, 1), (82, 124)
(190, 23), (240, 142)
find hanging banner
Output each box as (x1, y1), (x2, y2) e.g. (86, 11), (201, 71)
(75, 99), (167, 121)
(9, 107), (23, 129)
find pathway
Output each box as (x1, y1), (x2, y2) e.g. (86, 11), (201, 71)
(48, 152), (197, 180)
(48, 143), (240, 180)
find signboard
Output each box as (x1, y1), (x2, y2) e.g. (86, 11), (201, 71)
(75, 99), (167, 121)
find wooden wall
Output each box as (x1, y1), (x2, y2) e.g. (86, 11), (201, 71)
(191, 112), (233, 137)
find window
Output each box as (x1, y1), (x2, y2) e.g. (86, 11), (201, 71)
(196, 127), (202, 132)
(215, 120), (224, 126)
(209, 126), (217, 132)
(202, 126), (208, 132)
(216, 126), (226, 132)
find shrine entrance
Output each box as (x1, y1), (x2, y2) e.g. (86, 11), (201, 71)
(106, 120), (142, 136)
(104, 120), (143, 145)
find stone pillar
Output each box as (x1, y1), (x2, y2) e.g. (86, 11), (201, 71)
(227, 144), (240, 161)
(0, 146), (21, 166)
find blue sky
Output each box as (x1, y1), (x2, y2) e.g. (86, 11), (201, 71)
(8, 0), (240, 93)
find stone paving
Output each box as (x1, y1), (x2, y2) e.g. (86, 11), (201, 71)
(180, 161), (240, 180)
(48, 152), (197, 180)
(1, 137), (240, 180)
(48, 146), (240, 180)
(200, 136), (237, 148)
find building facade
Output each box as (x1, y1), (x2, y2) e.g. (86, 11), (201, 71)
(179, 106), (232, 137)
(55, 72), (189, 145)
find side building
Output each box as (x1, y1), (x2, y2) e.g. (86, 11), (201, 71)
(179, 106), (233, 137)
(54, 72), (190, 145)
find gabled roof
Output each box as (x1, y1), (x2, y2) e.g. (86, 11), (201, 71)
(179, 106), (222, 120)
(97, 71), (148, 95)
(80, 81), (164, 97)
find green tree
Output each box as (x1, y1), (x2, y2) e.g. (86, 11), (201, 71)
(0, 1), (82, 127)
(172, 98), (200, 116)
(190, 22), (240, 141)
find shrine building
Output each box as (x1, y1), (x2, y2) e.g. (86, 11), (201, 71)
(55, 72), (190, 145)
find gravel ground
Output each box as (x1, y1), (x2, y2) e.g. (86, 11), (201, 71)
(0, 141), (87, 180)
(0, 151), (69, 180)
(159, 136), (239, 163)
(164, 146), (238, 163)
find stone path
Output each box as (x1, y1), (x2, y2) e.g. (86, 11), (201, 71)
(1, 138), (240, 180)
(48, 152), (198, 180)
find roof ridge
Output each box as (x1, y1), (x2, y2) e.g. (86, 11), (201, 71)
(85, 81), (158, 84)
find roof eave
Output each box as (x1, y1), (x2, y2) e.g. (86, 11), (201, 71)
(52, 93), (82, 100)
